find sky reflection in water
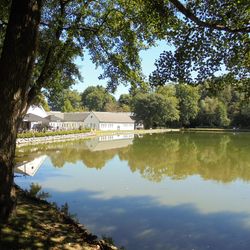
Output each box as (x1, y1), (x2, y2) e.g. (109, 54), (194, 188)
(15, 132), (250, 249)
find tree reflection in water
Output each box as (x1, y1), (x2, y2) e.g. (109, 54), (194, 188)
(16, 132), (250, 183)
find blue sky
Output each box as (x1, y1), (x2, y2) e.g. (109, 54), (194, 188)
(73, 40), (169, 99)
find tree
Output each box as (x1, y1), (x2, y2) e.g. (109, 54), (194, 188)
(0, 0), (42, 221)
(198, 76), (249, 127)
(81, 85), (116, 111)
(0, 0), (170, 222)
(118, 94), (132, 112)
(132, 93), (179, 128)
(149, 0), (249, 96)
(215, 102), (230, 127)
(196, 97), (230, 127)
(175, 84), (200, 127)
(32, 93), (51, 112)
(47, 89), (83, 111)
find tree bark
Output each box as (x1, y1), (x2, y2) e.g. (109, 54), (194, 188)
(0, 0), (41, 223)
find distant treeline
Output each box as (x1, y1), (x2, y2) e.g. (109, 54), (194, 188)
(40, 77), (249, 129)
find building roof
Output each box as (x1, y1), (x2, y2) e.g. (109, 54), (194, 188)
(92, 112), (134, 123)
(46, 111), (64, 119)
(46, 111), (89, 122)
(45, 115), (64, 122)
(23, 113), (47, 122)
(64, 112), (89, 122)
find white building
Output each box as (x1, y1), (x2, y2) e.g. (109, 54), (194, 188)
(84, 112), (135, 131)
(21, 107), (136, 131)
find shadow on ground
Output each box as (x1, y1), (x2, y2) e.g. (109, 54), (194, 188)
(0, 187), (112, 250)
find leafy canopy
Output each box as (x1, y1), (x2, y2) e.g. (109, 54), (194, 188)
(149, 0), (249, 96)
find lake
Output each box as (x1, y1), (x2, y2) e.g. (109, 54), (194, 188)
(15, 132), (250, 250)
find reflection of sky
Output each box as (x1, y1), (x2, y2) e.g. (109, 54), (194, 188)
(15, 135), (250, 250)
(17, 155), (250, 215)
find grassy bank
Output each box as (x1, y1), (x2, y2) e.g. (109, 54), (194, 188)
(0, 185), (118, 250)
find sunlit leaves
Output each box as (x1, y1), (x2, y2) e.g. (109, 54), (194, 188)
(150, 0), (250, 96)
(132, 91), (179, 128)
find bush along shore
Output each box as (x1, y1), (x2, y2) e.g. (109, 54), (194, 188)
(0, 185), (119, 250)
(16, 130), (95, 146)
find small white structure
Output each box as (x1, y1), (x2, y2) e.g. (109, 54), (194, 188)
(84, 112), (135, 131)
(27, 105), (47, 118)
(22, 106), (48, 130)
(22, 113), (47, 130)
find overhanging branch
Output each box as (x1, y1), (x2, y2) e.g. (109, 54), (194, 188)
(169, 0), (250, 33)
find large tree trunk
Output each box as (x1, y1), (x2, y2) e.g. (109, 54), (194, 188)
(0, 0), (41, 223)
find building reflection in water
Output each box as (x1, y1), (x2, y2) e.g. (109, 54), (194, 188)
(15, 155), (47, 176)
(85, 134), (134, 152)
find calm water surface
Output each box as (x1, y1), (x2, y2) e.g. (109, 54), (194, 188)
(15, 132), (250, 250)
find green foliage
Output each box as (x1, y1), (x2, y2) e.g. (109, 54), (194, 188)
(26, 183), (50, 200)
(81, 85), (117, 111)
(1, 0), (172, 110)
(30, 93), (51, 112)
(175, 84), (200, 126)
(196, 97), (230, 127)
(149, 1), (249, 96)
(132, 92), (179, 128)
(215, 102), (231, 127)
(118, 94), (132, 106)
(132, 77), (248, 128)
(17, 129), (91, 139)
(232, 102), (250, 127)
(62, 99), (74, 112)
(32, 0), (171, 97)
(118, 94), (132, 111)
(47, 89), (83, 112)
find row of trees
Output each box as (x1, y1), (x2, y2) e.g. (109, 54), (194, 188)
(44, 77), (250, 129)
(133, 82), (250, 129)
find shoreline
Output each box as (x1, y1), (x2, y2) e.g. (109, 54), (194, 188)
(0, 185), (118, 250)
(16, 128), (180, 146)
(16, 127), (250, 146)
(181, 128), (250, 133)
